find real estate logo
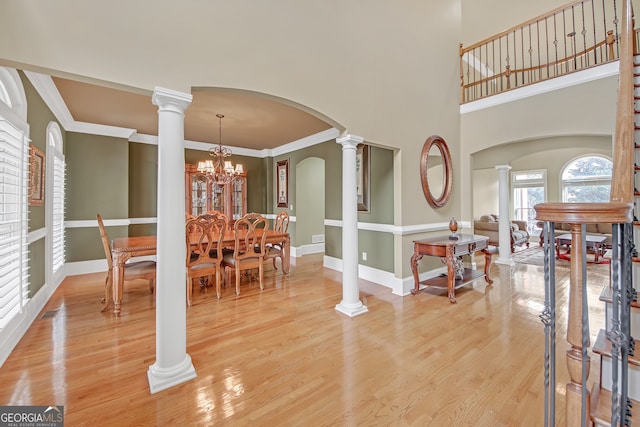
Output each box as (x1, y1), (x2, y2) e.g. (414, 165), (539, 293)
(0, 405), (64, 427)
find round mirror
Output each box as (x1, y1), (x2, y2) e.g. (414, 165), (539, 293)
(420, 135), (452, 208)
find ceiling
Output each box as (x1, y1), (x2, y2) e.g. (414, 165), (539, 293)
(51, 76), (335, 151)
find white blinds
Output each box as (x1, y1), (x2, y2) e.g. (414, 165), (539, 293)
(52, 153), (65, 273)
(0, 117), (29, 330)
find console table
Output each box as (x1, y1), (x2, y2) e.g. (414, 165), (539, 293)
(410, 234), (493, 303)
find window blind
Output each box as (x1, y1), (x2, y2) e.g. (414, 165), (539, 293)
(52, 153), (65, 273)
(0, 117), (29, 330)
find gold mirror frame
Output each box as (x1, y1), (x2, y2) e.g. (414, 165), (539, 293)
(420, 135), (453, 208)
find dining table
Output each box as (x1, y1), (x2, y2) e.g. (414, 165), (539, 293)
(106, 229), (290, 316)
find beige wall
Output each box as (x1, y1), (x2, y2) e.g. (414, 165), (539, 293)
(461, 75), (618, 227)
(471, 135), (612, 222)
(0, 0), (464, 279)
(461, 0), (640, 46)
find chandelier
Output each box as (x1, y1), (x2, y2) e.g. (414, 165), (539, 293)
(197, 113), (244, 185)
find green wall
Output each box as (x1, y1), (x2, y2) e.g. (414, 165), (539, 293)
(65, 132), (130, 261)
(21, 72), (60, 295)
(61, 132), (396, 275)
(270, 141), (395, 272)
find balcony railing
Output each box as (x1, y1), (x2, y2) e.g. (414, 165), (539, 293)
(460, 0), (627, 103)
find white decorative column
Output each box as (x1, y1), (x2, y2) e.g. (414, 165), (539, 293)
(147, 87), (196, 393)
(335, 135), (368, 317)
(495, 165), (513, 265)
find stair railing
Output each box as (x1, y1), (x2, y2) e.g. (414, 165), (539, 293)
(536, 206), (632, 427)
(460, 0), (622, 103)
(535, 0), (636, 424)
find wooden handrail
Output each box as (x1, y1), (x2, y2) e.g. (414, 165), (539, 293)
(610, 0), (635, 202)
(462, 38), (611, 93)
(460, 0), (624, 103)
(462, 0), (590, 53)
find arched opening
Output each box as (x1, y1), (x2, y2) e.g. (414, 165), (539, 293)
(295, 157), (325, 255)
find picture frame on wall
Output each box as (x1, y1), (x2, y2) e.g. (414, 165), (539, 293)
(277, 159), (289, 208)
(356, 143), (370, 212)
(29, 145), (45, 206)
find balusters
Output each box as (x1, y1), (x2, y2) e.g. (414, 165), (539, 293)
(460, 0), (622, 103)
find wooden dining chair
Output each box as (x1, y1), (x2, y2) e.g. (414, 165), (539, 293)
(264, 211), (290, 271)
(96, 214), (156, 312)
(222, 213), (269, 295)
(186, 215), (227, 303)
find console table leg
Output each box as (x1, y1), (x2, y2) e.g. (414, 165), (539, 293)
(445, 246), (457, 304)
(483, 248), (494, 285)
(410, 253), (423, 295)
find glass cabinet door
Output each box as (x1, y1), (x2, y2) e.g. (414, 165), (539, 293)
(190, 174), (208, 216)
(232, 178), (244, 220)
(185, 164), (246, 219)
(212, 183), (226, 213)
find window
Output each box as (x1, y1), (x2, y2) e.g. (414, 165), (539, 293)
(47, 124), (65, 279)
(512, 170), (546, 234)
(561, 155), (612, 202)
(0, 67), (29, 332)
(0, 117), (29, 330)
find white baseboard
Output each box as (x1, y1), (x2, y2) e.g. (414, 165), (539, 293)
(322, 255), (447, 296)
(64, 256), (157, 276)
(292, 243), (324, 257)
(0, 275), (64, 367)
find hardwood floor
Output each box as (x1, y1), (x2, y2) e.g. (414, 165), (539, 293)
(0, 251), (609, 426)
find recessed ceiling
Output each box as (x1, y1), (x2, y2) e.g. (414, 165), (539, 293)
(52, 77), (333, 150)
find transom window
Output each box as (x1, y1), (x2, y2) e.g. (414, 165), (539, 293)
(561, 155), (612, 203)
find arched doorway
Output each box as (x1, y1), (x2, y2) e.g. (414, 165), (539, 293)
(295, 157), (325, 254)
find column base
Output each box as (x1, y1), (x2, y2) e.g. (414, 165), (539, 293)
(335, 301), (368, 317)
(495, 256), (514, 266)
(147, 354), (197, 394)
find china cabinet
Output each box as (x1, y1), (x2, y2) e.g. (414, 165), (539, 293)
(185, 163), (247, 219)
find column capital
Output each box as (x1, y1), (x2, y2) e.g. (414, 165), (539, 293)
(495, 164), (512, 172)
(152, 87), (193, 113)
(336, 134), (364, 149)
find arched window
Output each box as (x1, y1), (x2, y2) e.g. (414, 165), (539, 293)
(561, 155), (612, 202)
(0, 67), (29, 332)
(47, 122), (65, 281)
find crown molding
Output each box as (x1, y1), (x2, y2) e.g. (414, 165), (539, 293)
(25, 70), (341, 157)
(24, 71), (137, 138)
(23, 71), (75, 129)
(270, 127), (340, 157)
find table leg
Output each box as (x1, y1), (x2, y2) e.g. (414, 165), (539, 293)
(445, 245), (456, 304)
(111, 253), (128, 316)
(282, 235), (290, 274)
(593, 242), (600, 263)
(410, 252), (423, 295)
(483, 249), (494, 285)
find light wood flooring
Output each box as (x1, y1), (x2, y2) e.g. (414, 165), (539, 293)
(0, 251), (610, 426)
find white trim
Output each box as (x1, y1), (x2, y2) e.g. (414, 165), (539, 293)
(322, 255), (447, 296)
(64, 259), (107, 276)
(67, 121), (136, 139)
(65, 217), (158, 228)
(23, 71), (75, 130)
(27, 227), (47, 244)
(460, 61), (619, 114)
(25, 70), (341, 156)
(0, 274), (64, 367)
(323, 219), (471, 236)
(65, 215), (299, 229)
(270, 128), (340, 157)
(0, 67), (27, 121)
(294, 243), (324, 256)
